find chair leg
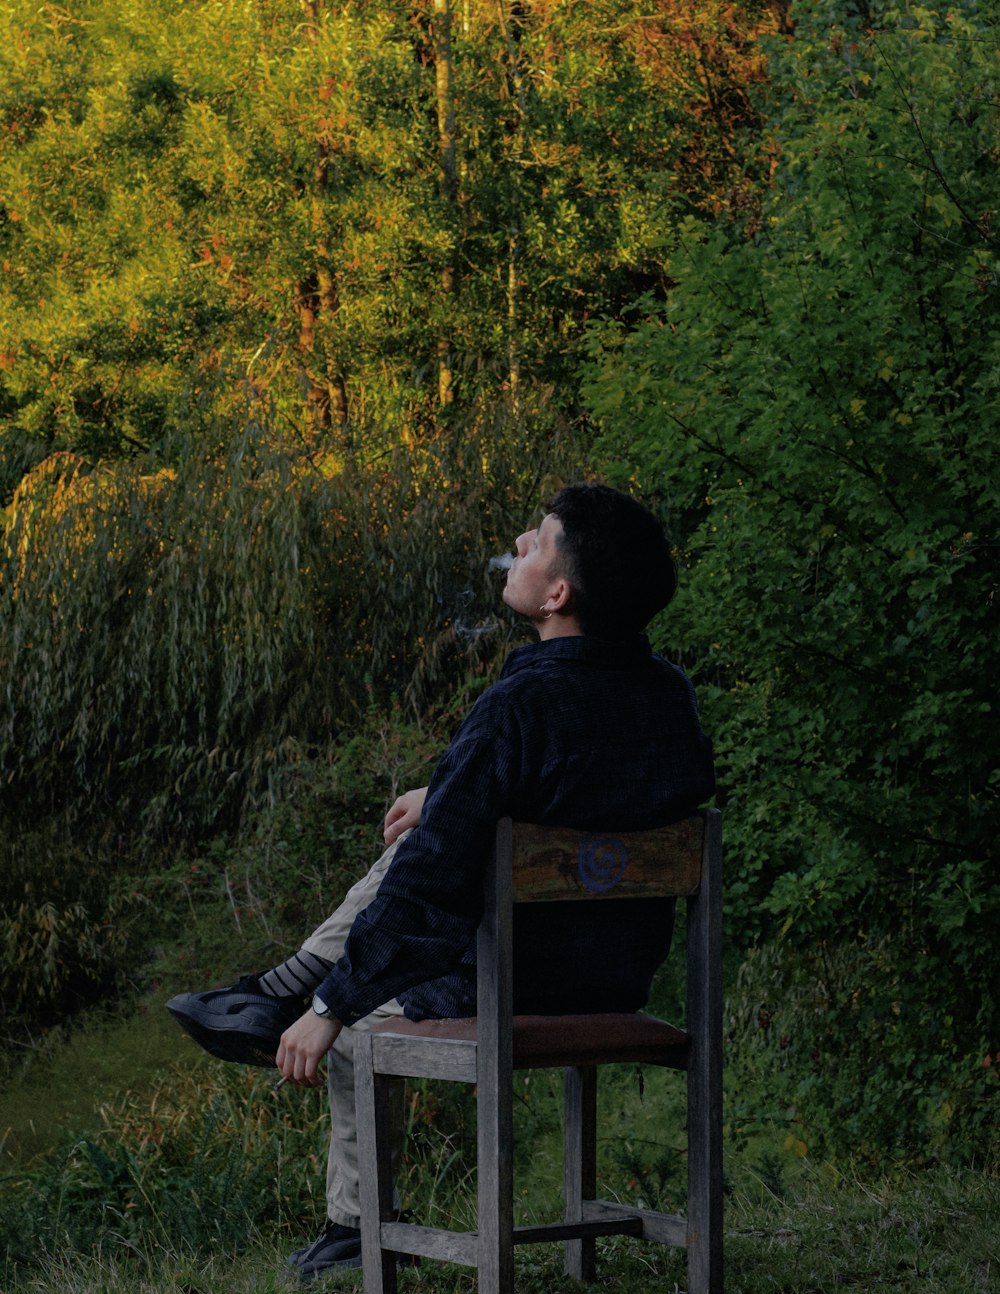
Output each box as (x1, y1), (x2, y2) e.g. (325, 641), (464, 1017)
(476, 1049), (513, 1293)
(355, 1033), (401, 1294)
(686, 809), (724, 1293)
(686, 1051), (723, 1294)
(563, 1065), (597, 1282)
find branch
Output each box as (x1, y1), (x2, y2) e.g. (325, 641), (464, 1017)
(873, 34), (998, 250)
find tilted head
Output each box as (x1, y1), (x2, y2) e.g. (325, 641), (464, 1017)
(545, 483), (676, 638)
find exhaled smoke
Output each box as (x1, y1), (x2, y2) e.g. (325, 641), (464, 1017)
(453, 579), (501, 641)
(454, 615), (499, 640)
(452, 554), (513, 640)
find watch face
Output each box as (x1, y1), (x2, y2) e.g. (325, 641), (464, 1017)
(312, 994), (329, 1016)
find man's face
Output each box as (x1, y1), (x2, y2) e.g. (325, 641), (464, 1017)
(501, 513), (567, 622)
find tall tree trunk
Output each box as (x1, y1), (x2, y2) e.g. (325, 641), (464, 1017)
(498, 1), (527, 406)
(297, 0), (348, 433)
(507, 230), (519, 409)
(433, 0), (458, 407)
(295, 271), (327, 431)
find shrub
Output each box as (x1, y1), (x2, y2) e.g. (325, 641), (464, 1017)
(583, 0), (1000, 1159)
(0, 1067), (328, 1273)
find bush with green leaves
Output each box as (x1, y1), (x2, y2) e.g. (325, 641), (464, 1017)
(584, 0), (999, 1161)
(0, 392), (582, 1032)
(0, 887), (133, 1022)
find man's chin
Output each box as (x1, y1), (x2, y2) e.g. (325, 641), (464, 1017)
(501, 591), (530, 623)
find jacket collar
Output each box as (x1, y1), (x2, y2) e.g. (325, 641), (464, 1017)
(500, 633), (653, 678)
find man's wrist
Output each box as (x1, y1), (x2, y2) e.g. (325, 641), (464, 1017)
(312, 968), (364, 1027)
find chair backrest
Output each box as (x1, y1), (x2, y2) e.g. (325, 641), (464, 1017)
(477, 810), (723, 1078)
(507, 817), (708, 901)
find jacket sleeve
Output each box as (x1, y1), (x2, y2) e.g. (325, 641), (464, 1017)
(314, 693), (519, 1024)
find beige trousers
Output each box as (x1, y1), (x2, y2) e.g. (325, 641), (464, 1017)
(300, 836), (407, 1227)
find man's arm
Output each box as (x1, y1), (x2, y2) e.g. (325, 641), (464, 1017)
(315, 721), (515, 1027)
(275, 784), (429, 1084)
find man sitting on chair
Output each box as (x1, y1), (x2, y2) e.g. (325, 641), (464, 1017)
(167, 482), (715, 1278)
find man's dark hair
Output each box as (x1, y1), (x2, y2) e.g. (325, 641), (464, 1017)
(547, 483), (677, 638)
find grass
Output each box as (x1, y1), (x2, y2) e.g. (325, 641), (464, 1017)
(0, 1000), (183, 1165)
(2, 747), (997, 1294)
(2, 1004), (997, 1293)
(723, 1167), (998, 1292)
(6, 1165), (997, 1292)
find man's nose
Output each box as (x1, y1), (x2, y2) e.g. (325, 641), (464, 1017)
(514, 529), (534, 556)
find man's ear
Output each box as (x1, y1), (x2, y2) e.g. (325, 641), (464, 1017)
(544, 577), (574, 616)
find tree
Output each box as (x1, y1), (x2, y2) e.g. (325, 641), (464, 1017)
(0, 0), (774, 461)
(585, 0), (1000, 1158)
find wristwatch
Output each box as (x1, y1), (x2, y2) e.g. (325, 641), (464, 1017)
(312, 992), (332, 1017)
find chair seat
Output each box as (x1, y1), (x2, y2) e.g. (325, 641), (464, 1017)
(370, 1012), (690, 1070)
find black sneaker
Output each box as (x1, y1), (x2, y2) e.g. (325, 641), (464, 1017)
(288, 1220), (362, 1278)
(288, 1216), (420, 1281)
(165, 974), (307, 1067)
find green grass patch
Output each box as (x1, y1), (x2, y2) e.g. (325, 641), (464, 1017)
(0, 999), (183, 1166)
(3, 1015), (997, 1292)
(5, 1158), (997, 1292)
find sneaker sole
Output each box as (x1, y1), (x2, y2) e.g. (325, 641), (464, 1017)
(297, 1254), (363, 1282)
(165, 994), (287, 1067)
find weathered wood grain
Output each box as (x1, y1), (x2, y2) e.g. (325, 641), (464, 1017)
(509, 817), (704, 900)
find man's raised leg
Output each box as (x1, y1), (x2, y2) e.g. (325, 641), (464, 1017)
(165, 834), (409, 1066)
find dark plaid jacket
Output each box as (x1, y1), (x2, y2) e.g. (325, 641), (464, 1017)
(319, 633), (715, 1024)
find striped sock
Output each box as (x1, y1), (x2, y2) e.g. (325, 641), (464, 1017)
(258, 951), (333, 998)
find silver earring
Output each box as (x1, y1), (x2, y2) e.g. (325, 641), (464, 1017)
(539, 605), (552, 620)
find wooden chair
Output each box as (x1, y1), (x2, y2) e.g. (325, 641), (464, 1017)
(355, 810), (723, 1294)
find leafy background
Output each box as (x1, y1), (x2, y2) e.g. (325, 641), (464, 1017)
(1, 0), (997, 1289)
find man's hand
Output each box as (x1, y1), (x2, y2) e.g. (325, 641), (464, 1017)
(276, 1009), (343, 1087)
(383, 786), (428, 844)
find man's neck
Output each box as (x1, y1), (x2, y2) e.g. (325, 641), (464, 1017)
(536, 616), (584, 642)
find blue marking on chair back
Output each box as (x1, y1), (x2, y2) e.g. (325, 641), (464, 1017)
(577, 835), (628, 893)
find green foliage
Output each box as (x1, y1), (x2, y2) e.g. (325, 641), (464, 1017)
(0, 824), (146, 1022)
(0, 0), (773, 448)
(0, 896), (128, 1018)
(584, 0), (1000, 1158)
(0, 1067), (329, 1270)
(2, 1043), (997, 1291)
(0, 398), (578, 1037)
(156, 710), (444, 981)
(2, 702), (441, 1041)
(727, 939), (1000, 1169)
